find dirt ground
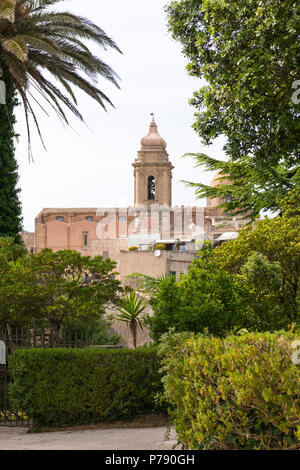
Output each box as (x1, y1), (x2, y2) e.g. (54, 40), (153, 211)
(0, 424), (178, 450)
(0, 415), (179, 450)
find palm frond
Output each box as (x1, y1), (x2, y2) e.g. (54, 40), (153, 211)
(0, 0), (121, 158)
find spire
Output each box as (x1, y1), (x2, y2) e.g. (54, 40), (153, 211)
(140, 115), (167, 149)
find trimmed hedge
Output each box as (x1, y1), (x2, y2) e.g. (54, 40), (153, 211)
(8, 347), (163, 427)
(160, 331), (300, 450)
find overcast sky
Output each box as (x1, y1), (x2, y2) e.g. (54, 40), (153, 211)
(15, 0), (227, 232)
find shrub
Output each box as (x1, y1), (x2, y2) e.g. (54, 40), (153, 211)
(9, 347), (163, 427)
(148, 260), (245, 340)
(213, 216), (300, 321)
(239, 252), (290, 331)
(0, 248), (123, 337)
(155, 244), (166, 250)
(147, 234), (299, 339)
(159, 330), (300, 450)
(129, 246), (138, 251)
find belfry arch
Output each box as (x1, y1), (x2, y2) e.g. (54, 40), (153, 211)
(148, 176), (155, 200)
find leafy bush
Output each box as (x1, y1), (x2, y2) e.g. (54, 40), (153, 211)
(9, 347), (163, 427)
(214, 216), (300, 321)
(129, 246), (138, 251)
(239, 252), (289, 331)
(148, 248), (245, 340)
(159, 330), (300, 450)
(0, 248), (122, 339)
(146, 223), (300, 339)
(155, 244), (166, 250)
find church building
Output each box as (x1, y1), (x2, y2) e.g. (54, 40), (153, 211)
(25, 117), (250, 284)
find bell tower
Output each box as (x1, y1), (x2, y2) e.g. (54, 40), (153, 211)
(133, 117), (174, 207)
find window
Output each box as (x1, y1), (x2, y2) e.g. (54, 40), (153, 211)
(165, 244), (176, 251)
(148, 176), (155, 200)
(57, 216), (64, 222)
(103, 251), (109, 260)
(119, 216), (127, 222)
(86, 216), (93, 222)
(82, 232), (88, 248)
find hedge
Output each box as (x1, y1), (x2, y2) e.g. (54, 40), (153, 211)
(8, 347), (163, 427)
(159, 330), (300, 450)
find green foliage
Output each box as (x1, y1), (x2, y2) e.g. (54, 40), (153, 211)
(115, 291), (149, 348)
(0, 70), (23, 239)
(239, 253), (287, 331)
(127, 273), (170, 295)
(129, 246), (138, 251)
(9, 347), (163, 427)
(0, 236), (26, 262)
(213, 216), (300, 322)
(147, 248), (245, 340)
(184, 154), (300, 220)
(165, 0), (299, 213)
(159, 330), (300, 450)
(146, 219), (300, 339)
(146, 276), (183, 341)
(0, 248), (123, 338)
(61, 314), (121, 346)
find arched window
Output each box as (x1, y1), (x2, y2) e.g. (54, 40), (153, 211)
(148, 176), (155, 200)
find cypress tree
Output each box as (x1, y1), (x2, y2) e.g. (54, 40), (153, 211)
(0, 70), (23, 243)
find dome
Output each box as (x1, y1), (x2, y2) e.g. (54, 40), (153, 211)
(210, 171), (231, 187)
(141, 117), (167, 149)
(207, 171), (232, 208)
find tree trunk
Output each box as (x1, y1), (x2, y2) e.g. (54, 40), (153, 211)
(130, 321), (137, 349)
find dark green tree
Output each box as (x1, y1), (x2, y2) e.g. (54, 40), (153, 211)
(0, 248), (123, 339)
(166, 0), (300, 214)
(184, 154), (300, 220)
(146, 245), (245, 340)
(213, 216), (300, 322)
(0, 70), (23, 240)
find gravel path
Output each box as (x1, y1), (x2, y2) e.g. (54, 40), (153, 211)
(0, 426), (178, 450)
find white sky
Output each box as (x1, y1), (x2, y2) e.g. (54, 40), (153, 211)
(15, 0), (227, 232)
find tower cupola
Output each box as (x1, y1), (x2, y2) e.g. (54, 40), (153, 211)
(133, 117), (174, 207)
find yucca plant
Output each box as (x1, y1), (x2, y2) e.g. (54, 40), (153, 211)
(0, 0), (121, 155)
(116, 291), (149, 349)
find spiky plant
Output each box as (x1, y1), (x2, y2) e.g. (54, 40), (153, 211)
(0, 0), (121, 156)
(116, 291), (149, 349)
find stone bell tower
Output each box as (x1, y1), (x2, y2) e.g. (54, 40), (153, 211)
(133, 117), (174, 207)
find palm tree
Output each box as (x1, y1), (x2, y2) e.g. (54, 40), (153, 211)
(116, 291), (149, 349)
(0, 0), (121, 158)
